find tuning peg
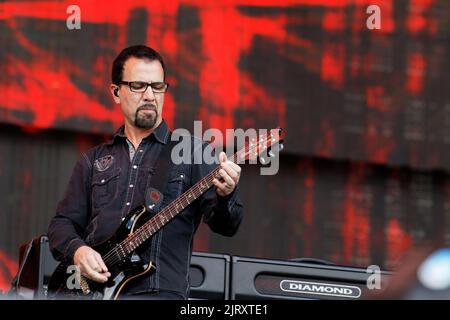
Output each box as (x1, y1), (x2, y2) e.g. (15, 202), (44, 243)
(267, 143), (284, 158)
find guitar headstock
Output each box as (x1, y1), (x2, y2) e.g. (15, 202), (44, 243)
(236, 128), (284, 164)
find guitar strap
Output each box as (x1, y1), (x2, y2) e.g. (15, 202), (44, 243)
(144, 132), (179, 214)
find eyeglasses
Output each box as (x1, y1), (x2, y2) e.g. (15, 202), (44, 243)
(118, 81), (169, 93)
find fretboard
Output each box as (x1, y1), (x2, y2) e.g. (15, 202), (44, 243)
(120, 151), (240, 256)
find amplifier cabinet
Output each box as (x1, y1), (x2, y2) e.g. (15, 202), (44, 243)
(230, 256), (390, 300)
(189, 252), (231, 300)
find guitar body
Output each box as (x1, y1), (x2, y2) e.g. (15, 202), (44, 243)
(47, 205), (156, 300)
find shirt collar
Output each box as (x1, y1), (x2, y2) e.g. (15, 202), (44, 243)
(108, 119), (170, 145)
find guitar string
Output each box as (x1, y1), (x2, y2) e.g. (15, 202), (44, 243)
(100, 162), (228, 266)
(100, 135), (275, 267)
(99, 134), (276, 267)
(101, 133), (277, 267)
(99, 153), (237, 266)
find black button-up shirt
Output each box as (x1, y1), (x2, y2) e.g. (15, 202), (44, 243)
(47, 120), (243, 299)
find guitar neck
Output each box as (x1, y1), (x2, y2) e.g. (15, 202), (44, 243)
(121, 152), (239, 255)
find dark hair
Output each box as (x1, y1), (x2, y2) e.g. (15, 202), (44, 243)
(111, 45), (166, 84)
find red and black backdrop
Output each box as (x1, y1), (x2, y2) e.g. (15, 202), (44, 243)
(0, 0), (449, 292)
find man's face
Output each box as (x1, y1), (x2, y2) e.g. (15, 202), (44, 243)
(112, 57), (165, 129)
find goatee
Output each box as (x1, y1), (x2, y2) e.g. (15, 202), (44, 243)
(134, 104), (158, 129)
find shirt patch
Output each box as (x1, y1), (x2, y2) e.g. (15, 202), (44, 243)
(145, 187), (164, 213)
(94, 155), (114, 172)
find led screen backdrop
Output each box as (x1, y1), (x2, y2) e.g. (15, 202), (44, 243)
(1, 0), (449, 168)
(0, 0), (449, 293)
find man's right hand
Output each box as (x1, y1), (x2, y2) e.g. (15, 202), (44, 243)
(73, 245), (111, 283)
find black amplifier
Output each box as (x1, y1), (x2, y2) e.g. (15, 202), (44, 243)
(189, 252), (230, 300)
(230, 256), (390, 300)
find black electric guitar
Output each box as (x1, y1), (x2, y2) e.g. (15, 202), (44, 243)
(47, 128), (283, 299)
